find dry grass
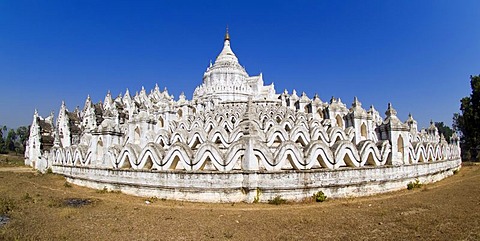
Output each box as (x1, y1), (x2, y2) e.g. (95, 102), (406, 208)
(0, 164), (479, 240)
(0, 154), (24, 167)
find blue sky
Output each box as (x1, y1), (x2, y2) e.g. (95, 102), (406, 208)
(0, 1), (478, 129)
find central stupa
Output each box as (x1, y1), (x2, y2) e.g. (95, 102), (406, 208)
(193, 28), (276, 102)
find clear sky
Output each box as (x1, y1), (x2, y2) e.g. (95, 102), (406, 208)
(0, 1), (479, 129)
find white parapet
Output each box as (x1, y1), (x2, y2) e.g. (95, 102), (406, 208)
(53, 158), (461, 203)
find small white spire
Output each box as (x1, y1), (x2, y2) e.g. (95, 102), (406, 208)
(385, 103), (397, 117)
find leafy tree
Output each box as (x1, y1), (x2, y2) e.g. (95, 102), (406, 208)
(0, 125), (31, 155)
(434, 122), (453, 142)
(453, 75), (480, 161)
(5, 129), (17, 152)
(14, 141), (24, 155)
(16, 126), (30, 148)
(0, 126), (6, 154)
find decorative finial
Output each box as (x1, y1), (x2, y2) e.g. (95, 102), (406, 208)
(385, 103), (397, 117)
(224, 25), (230, 41)
(352, 96), (361, 108)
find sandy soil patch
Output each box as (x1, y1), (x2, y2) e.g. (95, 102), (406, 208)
(0, 164), (479, 240)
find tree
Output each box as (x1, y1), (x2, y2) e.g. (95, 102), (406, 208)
(5, 129), (17, 152)
(0, 125), (31, 155)
(453, 75), (480, 161)
(14, 141), (23, 155)
(435, 122), (453, 142)
(0, 126), (6, 154)
(16, 126), (30, 148)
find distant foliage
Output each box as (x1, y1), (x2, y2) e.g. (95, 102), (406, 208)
(5, 129), (16, 153)
(0, 126), (6, 154)
(434, 122), (453, 142)
(0, 125), (30, 155)
(453, 75), (480, 161)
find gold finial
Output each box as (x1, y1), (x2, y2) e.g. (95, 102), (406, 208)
(224, 25), (230, 41)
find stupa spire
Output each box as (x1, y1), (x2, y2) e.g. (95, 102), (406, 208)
(214, 26), (238, 64)
(224, 25), (230, 41)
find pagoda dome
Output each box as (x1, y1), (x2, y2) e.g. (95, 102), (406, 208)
(192, 27), (276, 103)
(203, 29), (248, 81)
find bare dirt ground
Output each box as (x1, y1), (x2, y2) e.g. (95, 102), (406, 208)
(0, 164), (479, 241)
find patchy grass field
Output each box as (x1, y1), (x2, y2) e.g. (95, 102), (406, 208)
(0, 164), (479, 240)
(0, 154), (24, 167)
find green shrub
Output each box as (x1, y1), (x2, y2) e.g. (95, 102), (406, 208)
(45, 167), (53, 174)
(96, 187), (121, 194)
(268, 195), (287, 205)
(146, 197), (158, 203)
(64, 182), (72, 188)
(96, 187), (109, 193)
(407, 179), (422, 190)
(253, 188), (261, 203)
(313, 191), (327, 202)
